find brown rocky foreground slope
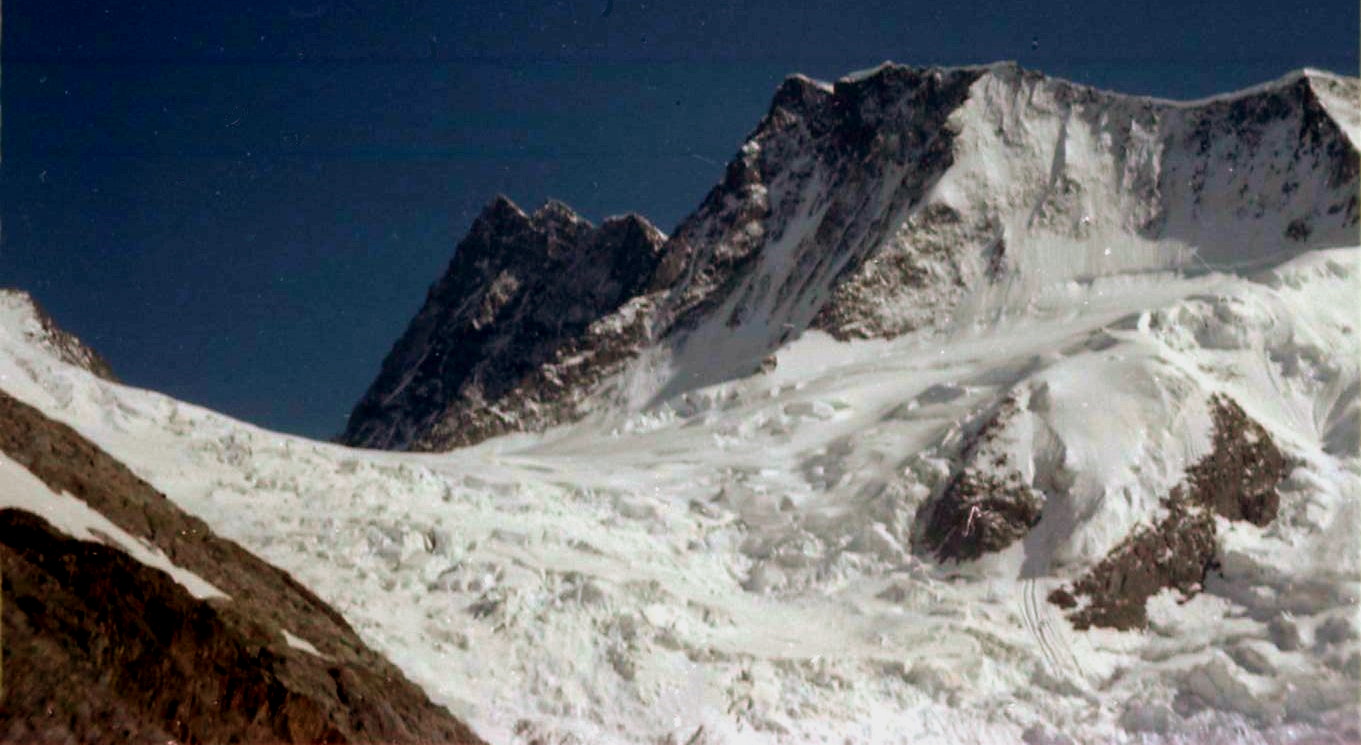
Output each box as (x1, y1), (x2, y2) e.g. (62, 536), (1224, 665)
(0, 391), (485, 744)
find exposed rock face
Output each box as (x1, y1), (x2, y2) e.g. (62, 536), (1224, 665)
(340, 197), (665, 450)
(651, 65), (982, 339)
(342, 66), (983, 450)
(812, 203), (995, 339)
(1049, 395), (1290, 630)
(915, 395), (1045, 562)
(1183, 394), (1287, 526)
(1047, 502), (1220, 632)
(414, 293), (660, 450)
(637, 65), (985, 403)
(1154, 71), (1360, 248)
(343, 63), (1359, 452)
(0, 391), (485, 744)
(0, 290), (117, 381)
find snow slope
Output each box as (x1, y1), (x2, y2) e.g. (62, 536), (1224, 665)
(3, 236), (1358, 744)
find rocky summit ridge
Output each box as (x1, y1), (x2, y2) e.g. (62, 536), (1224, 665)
(341, 61), (1359, 452)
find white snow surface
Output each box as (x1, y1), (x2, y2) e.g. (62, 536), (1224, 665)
(1, 236), (1358, 744)
(283, 629), (325, 657)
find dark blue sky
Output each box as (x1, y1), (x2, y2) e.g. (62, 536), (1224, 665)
(3, 0), (1357, 439)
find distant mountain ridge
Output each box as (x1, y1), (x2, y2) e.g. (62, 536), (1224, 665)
(341, 62), (1359, 452)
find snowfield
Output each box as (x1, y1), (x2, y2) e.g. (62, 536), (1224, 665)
(2, 242), (1358, 743)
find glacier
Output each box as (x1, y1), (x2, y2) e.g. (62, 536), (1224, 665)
(2, 62), (1359, 744)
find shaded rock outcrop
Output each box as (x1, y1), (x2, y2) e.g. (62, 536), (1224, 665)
(343, 65), (985, 448)
(340, 197), (665, 450)
(914, 395), (1044, 562)
(0, 391), (485, 744)
(1047, 502), (1220, 632)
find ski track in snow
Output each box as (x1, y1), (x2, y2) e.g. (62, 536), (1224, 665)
(1020, 576), (1087, 690)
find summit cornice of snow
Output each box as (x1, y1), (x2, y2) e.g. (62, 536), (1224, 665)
(344, 61), (1359, 451)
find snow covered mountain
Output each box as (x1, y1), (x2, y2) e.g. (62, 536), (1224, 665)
(341, 61), (1358, 453)
(3, 63), (1359, 744)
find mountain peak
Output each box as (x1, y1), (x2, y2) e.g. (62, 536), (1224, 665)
(531, 198), (584, 226)
(344, 63), (1359, 451)
(479, 193), (527, 222)
(340, 195), (666, 450)
(0, 289), (117, 382)
(769, 73), (834, 115)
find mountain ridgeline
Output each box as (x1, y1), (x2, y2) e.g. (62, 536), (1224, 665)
(340, 62), (1360, 452)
